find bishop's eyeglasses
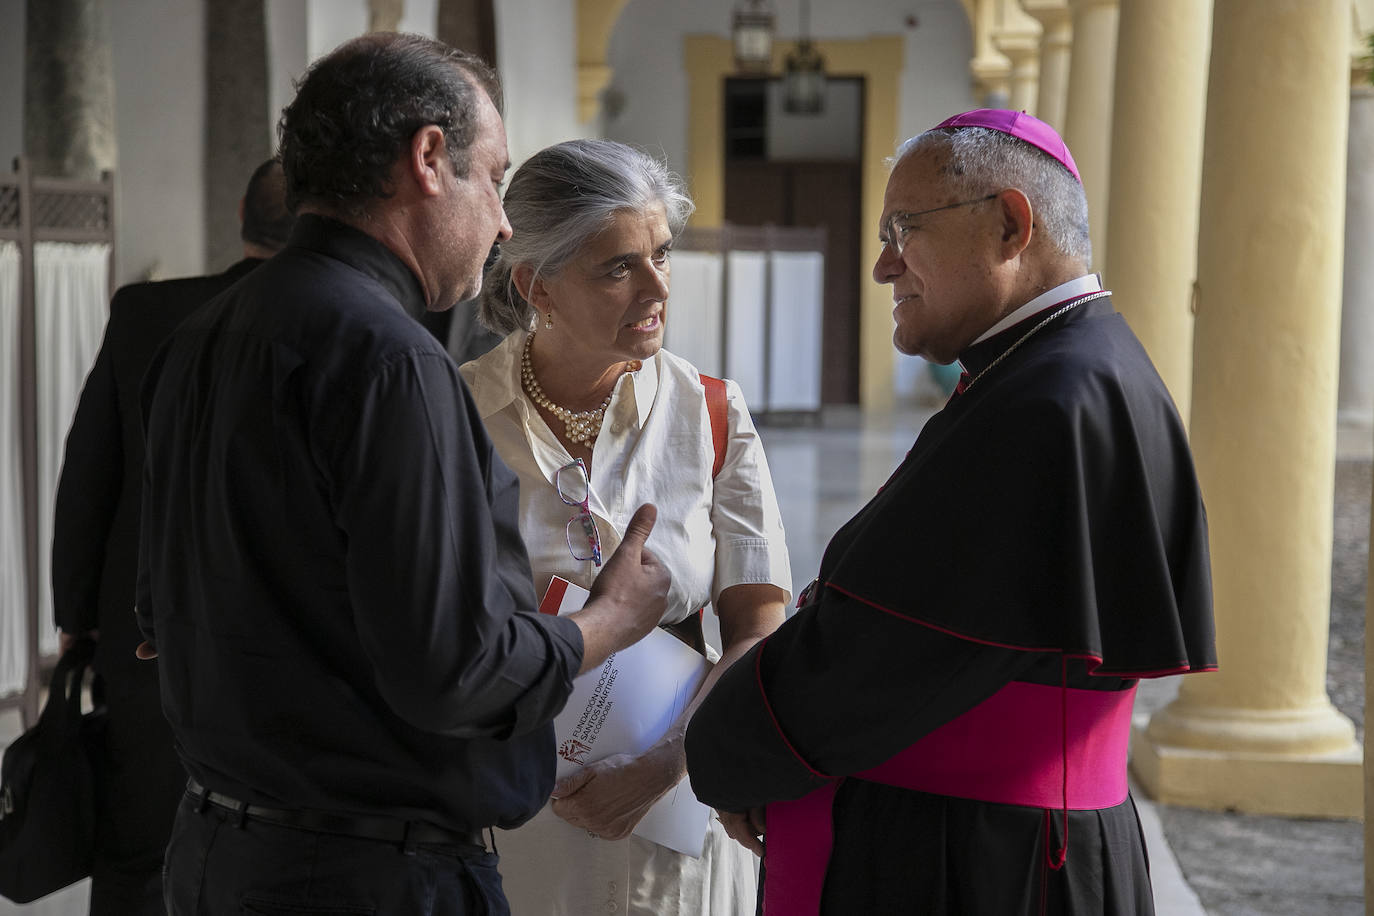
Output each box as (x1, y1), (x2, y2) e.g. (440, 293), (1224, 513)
(880, 193), (998, 256)
(556, 458), (602, 567)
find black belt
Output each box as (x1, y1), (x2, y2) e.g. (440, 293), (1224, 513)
(185, 779), (488, 855)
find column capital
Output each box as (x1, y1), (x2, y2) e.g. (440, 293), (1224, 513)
(970, 54), (1012, 109)
(1020, 0), (1070, 29)
(969, 50), (1012, 78)
(996, 0), (1042, 35)
(968, 0), (1012, 107)
(994, 30), (1040, 114)
(992, 31), (1040, 60)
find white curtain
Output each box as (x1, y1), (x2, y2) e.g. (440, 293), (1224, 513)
(725, 252), (768, 407)
(0, 242), (25, 696)
(34, 242), (110, 660)
(767, 251), (824, 412)
(662, 251), (724, 378)
(672, 245), (825, 413)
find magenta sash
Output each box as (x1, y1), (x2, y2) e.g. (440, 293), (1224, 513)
(761, 681), (1137, 915)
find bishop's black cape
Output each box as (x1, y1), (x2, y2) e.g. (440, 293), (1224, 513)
(686, 294), (1215, 914)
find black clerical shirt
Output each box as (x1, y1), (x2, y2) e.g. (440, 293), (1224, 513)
(137, 214), (584, 832)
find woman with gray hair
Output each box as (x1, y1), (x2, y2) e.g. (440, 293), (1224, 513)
(460, 138), (792, 914)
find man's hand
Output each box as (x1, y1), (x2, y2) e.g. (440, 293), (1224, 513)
(717, 807), (766, 856)
(58, 629), (98, 654)
(568, 503), (670, 674)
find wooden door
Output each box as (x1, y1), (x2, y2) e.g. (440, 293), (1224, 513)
(724, 160), (862, 404)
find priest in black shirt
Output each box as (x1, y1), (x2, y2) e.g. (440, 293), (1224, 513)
(137, 34), (669, 915)
(686, 110), (1216, 915)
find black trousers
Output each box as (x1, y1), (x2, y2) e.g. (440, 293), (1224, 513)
(163, 792), (509, 915)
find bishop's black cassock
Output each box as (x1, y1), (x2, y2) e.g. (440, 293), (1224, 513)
(686, 291), (1215, 915)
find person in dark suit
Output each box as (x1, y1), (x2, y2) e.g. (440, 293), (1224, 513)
(49, 158), (292, 915)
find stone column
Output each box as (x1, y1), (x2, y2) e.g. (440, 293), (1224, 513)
(369, 0), (403, 32)
(970, 66), (1011, 110)
(1020, 0), (1071, 131)
(1356, 26), (1374, 911)
(439, 0), (498, 66)
(205, 0), (270, 272)
(993, 0), (1042, 115)
(1099, 0), (1210, 422)
(995, 38), (1040, 114)
(1339, 80), (1374, 425)
(969, 0), (1011, 109)
(1061, 0), (1117, 271)
(1133, 0), (1360, 819)
(23, 0), (116, 179)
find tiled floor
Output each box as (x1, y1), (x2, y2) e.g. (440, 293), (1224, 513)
(756, 405), (929, 593)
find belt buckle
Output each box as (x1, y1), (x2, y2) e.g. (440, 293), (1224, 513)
(187, 780), (214, 814)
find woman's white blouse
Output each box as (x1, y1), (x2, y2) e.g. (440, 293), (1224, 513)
(463, 330), (789, 914)
(461, 330), (792, 625)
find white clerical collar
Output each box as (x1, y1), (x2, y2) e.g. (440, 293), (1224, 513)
(970, 274), (1103, 346)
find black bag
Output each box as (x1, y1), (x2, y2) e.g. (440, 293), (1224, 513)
(0, 639), (107, 903)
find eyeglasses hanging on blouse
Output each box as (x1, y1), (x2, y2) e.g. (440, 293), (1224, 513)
(556, 458), (602, 567)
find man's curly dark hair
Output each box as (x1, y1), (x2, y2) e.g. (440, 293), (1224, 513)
(277, 32), (503, 218)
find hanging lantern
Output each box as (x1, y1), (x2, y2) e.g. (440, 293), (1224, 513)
(782, 39), (825, 114)
(732, 0), (775, 73)
(782, 0), (825, 115)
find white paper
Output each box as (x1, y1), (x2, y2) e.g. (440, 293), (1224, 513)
(542, 578), (714, 857)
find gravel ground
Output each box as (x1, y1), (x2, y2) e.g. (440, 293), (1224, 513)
(1154, 458), (1369, 915)
(1327, 459), (1368, 738)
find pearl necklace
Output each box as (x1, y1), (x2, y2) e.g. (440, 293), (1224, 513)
(963, 290), (1112, 394)
(521, 333), (638, 446)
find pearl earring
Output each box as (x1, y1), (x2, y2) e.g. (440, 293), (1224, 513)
(544, 312), (554, 330)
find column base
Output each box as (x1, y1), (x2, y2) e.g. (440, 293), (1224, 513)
(1130, 717), (1363, 819)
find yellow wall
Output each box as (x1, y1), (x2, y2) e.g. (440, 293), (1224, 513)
(577, 0), (631, 122)
(683, 35), (905, 409)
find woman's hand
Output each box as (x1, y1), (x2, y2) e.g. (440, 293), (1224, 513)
(549, 585), (786, 844)
(549, 745), (683, 840)
(717, 807), (766, 856)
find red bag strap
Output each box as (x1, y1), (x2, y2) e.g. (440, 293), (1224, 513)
(700, 373), (728, 478)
